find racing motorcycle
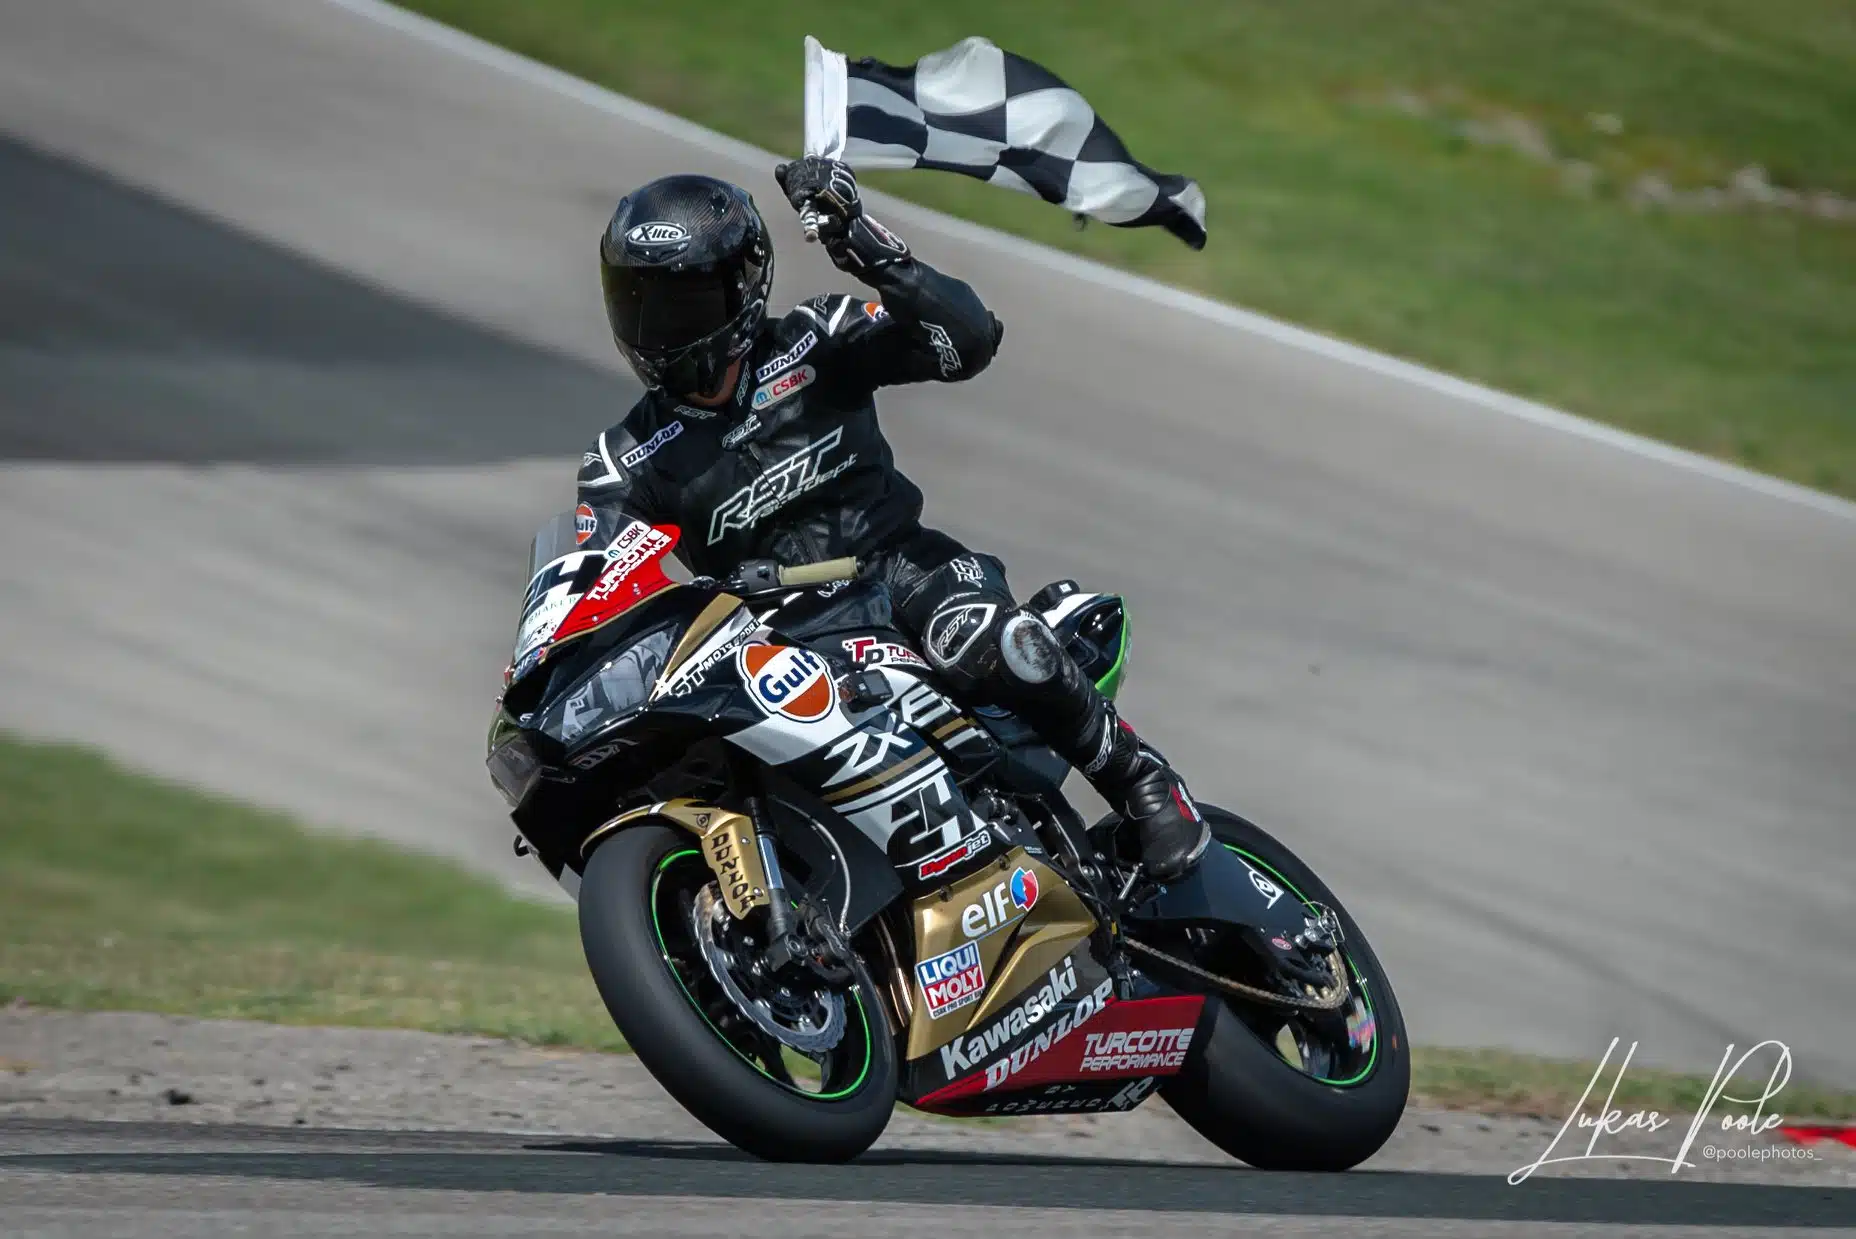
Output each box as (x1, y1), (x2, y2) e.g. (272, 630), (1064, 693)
(487, 512), (1409, 1167)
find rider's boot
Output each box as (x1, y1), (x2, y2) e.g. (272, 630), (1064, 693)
(996, 616), (1210, 881)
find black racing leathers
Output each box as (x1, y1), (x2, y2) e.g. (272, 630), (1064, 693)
(574, 250), (1209, 881)
(574, 256), (1001, 578)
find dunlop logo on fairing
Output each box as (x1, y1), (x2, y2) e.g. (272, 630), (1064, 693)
(981, 977), (1114, 1091)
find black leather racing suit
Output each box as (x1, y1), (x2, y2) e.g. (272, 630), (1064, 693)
(575, 251), (1204, 876)
(573, 256), (1008, 642)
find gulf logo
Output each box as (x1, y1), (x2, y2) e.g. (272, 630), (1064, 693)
(573, 503), (597, 546)
(736, 643), (834, 722)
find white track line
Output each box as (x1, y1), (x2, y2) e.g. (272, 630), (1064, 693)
(324, 0), (1856, 524)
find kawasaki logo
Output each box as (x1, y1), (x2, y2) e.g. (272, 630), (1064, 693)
(983, 976), (1113, 1090)
(939, 957), (1080, 1077)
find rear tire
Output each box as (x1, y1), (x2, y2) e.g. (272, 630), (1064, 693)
(578, 824), (897, 1162)
(1159, 807), (1409, 1171)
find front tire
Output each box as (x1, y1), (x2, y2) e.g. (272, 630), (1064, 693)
(1159, 807), (1410, 1171)
(578, 824), (898, 1162)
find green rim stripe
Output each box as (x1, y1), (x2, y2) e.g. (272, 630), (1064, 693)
(1227, 844), (1380, 1088)
(651, 847), (873, 1101)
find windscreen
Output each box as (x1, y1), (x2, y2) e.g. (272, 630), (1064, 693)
(526, 511), (690, 586)
(526, 511), (583, 582)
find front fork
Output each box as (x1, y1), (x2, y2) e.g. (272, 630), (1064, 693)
(746, 788), (796, 942)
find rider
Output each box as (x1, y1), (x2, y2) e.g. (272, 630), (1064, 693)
(578, 158), (1209, 881)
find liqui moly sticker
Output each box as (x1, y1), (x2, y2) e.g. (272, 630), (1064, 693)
(915, 941), (985, 1019)
(737, 644), (834, 723)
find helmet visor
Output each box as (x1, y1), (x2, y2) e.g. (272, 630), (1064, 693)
(602, 261), (746, 353)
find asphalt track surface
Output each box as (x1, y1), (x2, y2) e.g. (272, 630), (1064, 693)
(1, 0), (1853, 1111)
(4, 1119), (1852, 1237)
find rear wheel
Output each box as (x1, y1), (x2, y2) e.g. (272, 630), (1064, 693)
(578, 824), (897, 1162)
(1157, 807), (1409, 1171)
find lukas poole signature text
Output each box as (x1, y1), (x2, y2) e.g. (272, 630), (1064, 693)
(1510, 1038), (1809, 1182)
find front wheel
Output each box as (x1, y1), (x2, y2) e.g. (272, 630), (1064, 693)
(578, 824), (898, 1162)
(1158, 807), (1410, 1171)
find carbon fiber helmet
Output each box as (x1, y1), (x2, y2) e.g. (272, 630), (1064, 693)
(599, 175), (774, 396)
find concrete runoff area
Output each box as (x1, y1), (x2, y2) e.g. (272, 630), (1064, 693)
(0, 0), (1852, 1102)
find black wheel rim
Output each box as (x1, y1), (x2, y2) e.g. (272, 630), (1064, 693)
(1223, 845), (1380, 1087)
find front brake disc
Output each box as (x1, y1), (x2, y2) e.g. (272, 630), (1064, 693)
(690, 885), (846, 1054)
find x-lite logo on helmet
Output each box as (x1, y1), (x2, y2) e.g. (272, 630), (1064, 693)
(623, 220), (691, 264)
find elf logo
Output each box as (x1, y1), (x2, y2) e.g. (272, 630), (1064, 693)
(960, 866), (1040, 939)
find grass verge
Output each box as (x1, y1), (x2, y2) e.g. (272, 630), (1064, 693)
(0, 734), (621, 1050)
(398, 0), (1855, 498)
(2, 734), (1849, 1120)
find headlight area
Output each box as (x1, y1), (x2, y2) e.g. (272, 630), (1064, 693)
(486, 732), (542, 808)
(540, 624), (678, 751)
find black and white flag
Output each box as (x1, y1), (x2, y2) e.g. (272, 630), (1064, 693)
(805, 35), (1206, 250)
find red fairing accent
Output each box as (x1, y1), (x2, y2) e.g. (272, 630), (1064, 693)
(919, 995), (1205, 1104)
(548, 524), (679, 647)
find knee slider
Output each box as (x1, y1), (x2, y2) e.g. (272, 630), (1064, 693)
(997, 609), (1064, 687)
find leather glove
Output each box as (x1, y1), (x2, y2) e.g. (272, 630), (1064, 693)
(774, 156), (912, 278)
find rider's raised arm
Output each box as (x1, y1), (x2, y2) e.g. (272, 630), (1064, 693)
(838, 259), (1002, 391)
(797, 258), (1003, 391)
(773, 156), (1003, 391)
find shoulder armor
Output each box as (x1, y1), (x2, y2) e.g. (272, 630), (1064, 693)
(577, 398), (662, 490)
(792, 293), (883, 339)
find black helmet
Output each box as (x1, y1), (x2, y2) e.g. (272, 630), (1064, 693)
(599, 174), (774, 396)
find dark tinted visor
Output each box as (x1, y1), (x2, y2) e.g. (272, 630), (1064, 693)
(602, 262), (742, 352)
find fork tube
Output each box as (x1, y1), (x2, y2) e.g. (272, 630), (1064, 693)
(746, 791), (795, 940)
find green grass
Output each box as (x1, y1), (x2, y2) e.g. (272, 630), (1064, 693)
(0, 734), (622, 1050)
(2, 734), (1850, 1120)
(1410, 1046), (1854, 1123)
(399, 0), (1856, 497)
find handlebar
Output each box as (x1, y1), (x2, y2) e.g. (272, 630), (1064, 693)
(778, 557), (858, 587)
(717, 557), (860, 595)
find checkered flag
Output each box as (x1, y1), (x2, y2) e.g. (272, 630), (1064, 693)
(805, 35), (1206, 250)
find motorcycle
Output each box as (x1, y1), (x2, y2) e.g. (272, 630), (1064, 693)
(486, 512), (1409, 1166)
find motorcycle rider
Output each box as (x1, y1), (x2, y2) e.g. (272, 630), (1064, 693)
(577, 158), (1209, 881)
